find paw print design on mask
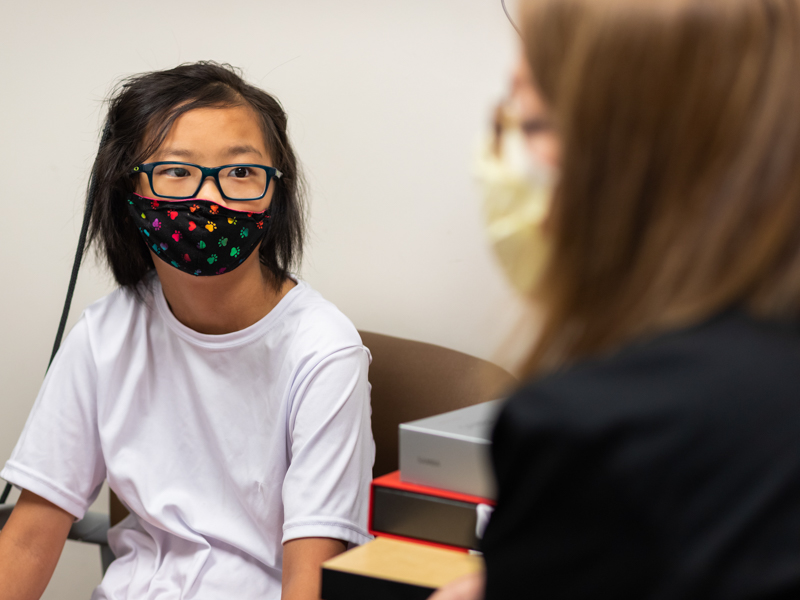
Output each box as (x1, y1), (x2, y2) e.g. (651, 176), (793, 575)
(151, 200), (160, 209)
(128, 193), (267, 277)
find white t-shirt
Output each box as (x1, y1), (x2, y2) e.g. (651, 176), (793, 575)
(1, 276), (375, 599)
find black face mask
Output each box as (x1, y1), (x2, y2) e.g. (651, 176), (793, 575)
(127, 193), (270, 276)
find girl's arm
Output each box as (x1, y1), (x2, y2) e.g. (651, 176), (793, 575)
(281, 537), (347, 600)
(0, 489), (73, 600)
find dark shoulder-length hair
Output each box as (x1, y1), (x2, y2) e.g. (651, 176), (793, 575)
(88, 61), (305, 289)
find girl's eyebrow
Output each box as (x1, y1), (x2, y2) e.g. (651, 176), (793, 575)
(223, 144), (264, 158)
(155, 147), (195, 159)
(155, 145), (264, 160)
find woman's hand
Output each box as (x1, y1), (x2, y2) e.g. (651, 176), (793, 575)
(281, 537), (347, 600)
(429, 571), (485, 600)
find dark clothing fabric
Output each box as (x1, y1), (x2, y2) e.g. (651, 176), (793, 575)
(482, 311), (800, 599)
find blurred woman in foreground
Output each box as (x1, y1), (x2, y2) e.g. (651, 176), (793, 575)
(437, 0), (800, 598)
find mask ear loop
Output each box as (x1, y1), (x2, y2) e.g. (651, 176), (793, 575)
(1, 122), (112, 506)
(501, 0), (522, 36)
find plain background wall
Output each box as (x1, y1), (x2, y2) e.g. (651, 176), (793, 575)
(0, 1), (526, 597)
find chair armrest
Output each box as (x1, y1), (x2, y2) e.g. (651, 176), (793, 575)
(67, 511), (109, 545)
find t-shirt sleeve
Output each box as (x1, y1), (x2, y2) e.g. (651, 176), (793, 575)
(0, 315), (106, 520)
(281, 345), (374, 546)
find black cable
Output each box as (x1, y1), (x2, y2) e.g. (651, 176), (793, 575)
(1, 126), (113, 509)
(48, 194), (94, 366)
(48, 123), (111, 368)
(501, 0), (522, 36)
(1, 125), (112, 511)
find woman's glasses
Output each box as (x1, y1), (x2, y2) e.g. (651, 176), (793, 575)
(132, 162), (282, 201)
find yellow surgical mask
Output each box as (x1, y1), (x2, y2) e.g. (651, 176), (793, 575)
(476, 116), (555, 296)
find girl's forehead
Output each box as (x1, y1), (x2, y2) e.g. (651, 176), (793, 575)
(148, 105), (271, 162)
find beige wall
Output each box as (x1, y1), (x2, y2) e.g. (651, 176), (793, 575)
(0, 1), (524, 597)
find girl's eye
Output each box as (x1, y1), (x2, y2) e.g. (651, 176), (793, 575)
(156, 166), (192, 178)
(230, 167), (251, 178)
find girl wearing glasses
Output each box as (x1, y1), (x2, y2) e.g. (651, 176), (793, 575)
(0, 62), (374, 600)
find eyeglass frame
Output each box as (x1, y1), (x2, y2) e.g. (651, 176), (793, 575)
(131, 161), (283, 201)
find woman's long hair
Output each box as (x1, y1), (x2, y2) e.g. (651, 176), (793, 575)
(521, 0), (800, 374)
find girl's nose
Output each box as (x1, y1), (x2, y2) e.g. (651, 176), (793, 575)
(197, 176), (227, 206)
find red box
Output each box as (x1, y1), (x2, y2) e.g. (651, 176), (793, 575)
(368, 471), (496, 553)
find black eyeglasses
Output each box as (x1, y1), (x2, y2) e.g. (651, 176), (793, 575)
(132, 162), (282, 201)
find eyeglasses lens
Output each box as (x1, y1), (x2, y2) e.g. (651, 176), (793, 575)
(219, 165), (268, 200)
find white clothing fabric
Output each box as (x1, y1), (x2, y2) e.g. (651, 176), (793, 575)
(1, 276), (374, 599)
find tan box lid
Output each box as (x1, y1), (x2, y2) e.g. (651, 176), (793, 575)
(322, 537), (484, 590)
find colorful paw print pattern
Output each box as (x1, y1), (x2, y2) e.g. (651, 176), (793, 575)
(127, 194), (269, 277)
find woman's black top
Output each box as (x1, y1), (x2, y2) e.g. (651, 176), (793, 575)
(482, 311), (800, 599)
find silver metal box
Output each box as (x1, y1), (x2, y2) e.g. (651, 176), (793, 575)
(399, 400), (503, 500)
